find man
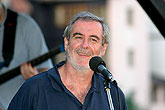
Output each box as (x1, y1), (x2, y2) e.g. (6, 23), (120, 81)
(0, 1), (53, 109)
(8, 12), (127, 110)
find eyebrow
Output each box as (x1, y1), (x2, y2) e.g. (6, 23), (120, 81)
(73, 32), (83, 37)
(90, 35), (100, 41)
(72, 32), (100, 41)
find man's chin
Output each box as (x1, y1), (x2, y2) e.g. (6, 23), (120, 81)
(76, 66), (90, 71)
(72, 63), (89, 71)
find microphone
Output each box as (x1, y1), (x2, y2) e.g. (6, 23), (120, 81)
(89, 56), (115, 82)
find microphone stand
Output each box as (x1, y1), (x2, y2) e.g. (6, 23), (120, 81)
(104, 79), (114, 110)
(89, 56), (121, 110)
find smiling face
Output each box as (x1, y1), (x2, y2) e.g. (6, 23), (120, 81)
(64, 19), (107, 71)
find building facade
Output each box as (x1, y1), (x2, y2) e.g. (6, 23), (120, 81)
(105, 0), (165, 110)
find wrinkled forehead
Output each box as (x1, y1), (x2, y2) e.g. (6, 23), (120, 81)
(72, 19), (103, 32)
(73, 17), (102, 25)
(73, 19), (102, 30)
(74, 18), (101, 24)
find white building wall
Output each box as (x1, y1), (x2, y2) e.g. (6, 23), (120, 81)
(150, 35), (165, 77)
(105, 0), (153, 109)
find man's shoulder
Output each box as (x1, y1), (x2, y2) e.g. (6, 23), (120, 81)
(24, 67), (55, 85)
(17, 13), (34, 22)
(22, 70), (51, 89)
(16, 13), (39, 29)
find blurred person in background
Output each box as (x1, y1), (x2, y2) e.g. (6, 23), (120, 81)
(0, 0), (53, 109)
(4, 0), (33, 14)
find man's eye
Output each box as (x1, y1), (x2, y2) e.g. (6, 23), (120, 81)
(75, 36), (83, 39)
(90, 38), (98, 43)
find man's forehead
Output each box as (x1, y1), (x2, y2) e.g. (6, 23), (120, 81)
(71, 20), (103, 37)
(72, 20), (103, 32)
(73, 19), (101, 25)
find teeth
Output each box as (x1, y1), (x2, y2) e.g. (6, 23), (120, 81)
(78, 52), (87, 56)
(76, 49), (91, 56)
(77, 52), (90, 56)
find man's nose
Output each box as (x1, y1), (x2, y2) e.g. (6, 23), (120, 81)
(81, 38), (89, 49)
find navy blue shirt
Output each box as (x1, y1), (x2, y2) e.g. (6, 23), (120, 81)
(8, 62), (127, 110)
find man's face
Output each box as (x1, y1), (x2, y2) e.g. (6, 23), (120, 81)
(65, 19), (107, 70)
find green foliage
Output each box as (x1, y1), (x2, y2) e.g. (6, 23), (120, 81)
(126, 92), (139, 110)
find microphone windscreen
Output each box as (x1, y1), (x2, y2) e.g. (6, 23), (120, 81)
(89, 56), (106, 72)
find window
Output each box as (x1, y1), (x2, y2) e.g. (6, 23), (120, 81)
(127, 49), (134, 67)
(126, 7), (133, 26)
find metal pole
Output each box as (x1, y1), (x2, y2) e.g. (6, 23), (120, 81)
(104, 81), (114, 110)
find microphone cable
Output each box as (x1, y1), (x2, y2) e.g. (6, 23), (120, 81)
(113, 80), (121, 110)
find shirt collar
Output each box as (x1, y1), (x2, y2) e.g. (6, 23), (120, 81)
(47, 61), (65, 92)
(48, 61), (101, 92)
(90, 72), (101, 92)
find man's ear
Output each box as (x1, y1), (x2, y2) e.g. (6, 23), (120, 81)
(64, 37), (68, 51)
(101, 43), (108, 56)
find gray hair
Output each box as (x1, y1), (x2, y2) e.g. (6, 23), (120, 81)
(63, 11), (110, 45)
